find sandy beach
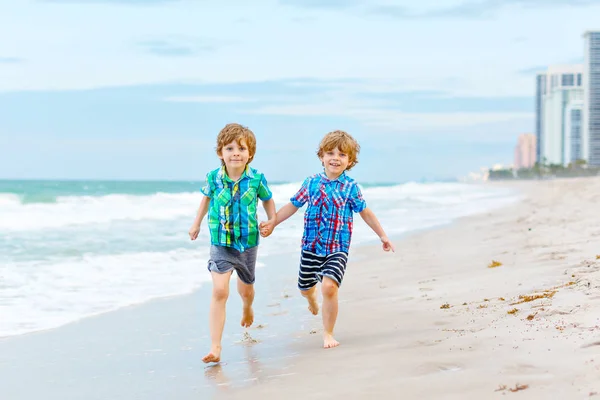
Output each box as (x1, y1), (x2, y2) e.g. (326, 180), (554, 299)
(219, 177), (600, 399)
(2, 177), (600, 400)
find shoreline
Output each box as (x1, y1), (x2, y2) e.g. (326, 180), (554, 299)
(0, 182), (522, 400)
(5, 178), (597, 399)
(0, 178), (519, 342)
(0, 250), (309, 400)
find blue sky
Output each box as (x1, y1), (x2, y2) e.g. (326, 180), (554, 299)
(1, 0), (598, 182)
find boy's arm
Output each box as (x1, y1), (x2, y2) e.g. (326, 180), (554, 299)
(262, 198), (276, 222)
(275, 202), (299, 227)
(260, 177), (307, 237)
(189, 195), (210, 240)
(359, 207), (395, 252)
(258, 198), (277, 238)
(259, 201), (299, 237)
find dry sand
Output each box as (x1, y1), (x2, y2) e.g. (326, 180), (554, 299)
(221, 177), (600, 400)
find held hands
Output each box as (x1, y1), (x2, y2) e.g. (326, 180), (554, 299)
(259, 219), (276, 238)
(381, 236), (395, 252)
(189, 224), (200, 241)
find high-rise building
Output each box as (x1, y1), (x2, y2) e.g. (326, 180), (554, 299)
(535, 73), (546, 163)
(584, 31), (600, 166)
(564, 102), (584, 163)
(538, 65), (584, 165)
(514, 133), (537, 169)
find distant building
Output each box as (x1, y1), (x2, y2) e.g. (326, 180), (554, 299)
(514, 133), (537, 169)
(564, 102), (584, 163)
(584, 31), (600, 166)
(535, 72), (547, 163)
(538, 64), (584, 165)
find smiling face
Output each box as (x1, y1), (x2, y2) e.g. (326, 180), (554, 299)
(320, 147), (350, 179)
(215, 123), (257, 173)
(218, 138), (250, 171)
(317, 130), (360, 179)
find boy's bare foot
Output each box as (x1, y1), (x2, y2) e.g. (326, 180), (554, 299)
(202, 346), (222, 363)
(323, 333), (339, 349)
(307, 291), (319, 315)
(241, 306), (254, 328)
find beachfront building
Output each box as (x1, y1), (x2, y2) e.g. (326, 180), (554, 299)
(535, 72), (546, 163)
(564, 101), (584, 164)
(584, 31), (600, 166)
(538, 64), (584, 165)
(514, 133), (536, 169)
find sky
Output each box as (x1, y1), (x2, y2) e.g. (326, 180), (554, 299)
(1, 0), (599, 182)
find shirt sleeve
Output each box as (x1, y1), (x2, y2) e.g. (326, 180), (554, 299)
(348, 183), (367, 213)
(257, 174), (273, 201)
(290, 177), (310, 208)
(200, 173), (213, 197)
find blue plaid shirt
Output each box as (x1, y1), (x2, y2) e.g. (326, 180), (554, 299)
(290, 172), (366, 255)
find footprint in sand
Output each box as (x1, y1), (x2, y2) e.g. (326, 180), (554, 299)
(500, 363), (546, 376)
(411, 340), (443, 348)
(413, 362), (463, 376)
(548, 252), (567, 260)
(581, 341), (600, 348)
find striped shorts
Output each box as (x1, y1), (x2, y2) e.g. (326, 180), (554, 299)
(298, 250), (349, 290)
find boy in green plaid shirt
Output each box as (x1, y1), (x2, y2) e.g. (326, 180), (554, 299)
(189, 123), (276, 363)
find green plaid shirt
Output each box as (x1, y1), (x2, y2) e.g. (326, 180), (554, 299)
(201, 166), (272, 252)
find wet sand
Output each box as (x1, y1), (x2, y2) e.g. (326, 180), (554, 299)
(223, 177), (600, 399)
(0, 251), (307, 400)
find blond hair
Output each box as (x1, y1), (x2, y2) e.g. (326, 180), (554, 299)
(216, 123), (257, 165)
(317, 130), (360, 170)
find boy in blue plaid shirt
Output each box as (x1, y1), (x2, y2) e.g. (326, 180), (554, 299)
(262, 130), (394, 349)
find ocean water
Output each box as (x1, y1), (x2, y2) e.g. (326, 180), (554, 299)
(0, 179), (520, 338)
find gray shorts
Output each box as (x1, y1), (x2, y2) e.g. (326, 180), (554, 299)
(207, 245), (258, 285)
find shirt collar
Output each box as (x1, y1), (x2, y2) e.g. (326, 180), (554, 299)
(320, 171), (347, 183)
(218, 165), (253, 182)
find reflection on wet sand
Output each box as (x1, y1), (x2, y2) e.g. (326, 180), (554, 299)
(204, 334), (265, 391)
(202, 287), (305, 395)
(204, 363), (231, 388)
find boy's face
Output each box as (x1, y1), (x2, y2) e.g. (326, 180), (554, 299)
(320, 146), (349, 177)
(219, 138), (250, 170)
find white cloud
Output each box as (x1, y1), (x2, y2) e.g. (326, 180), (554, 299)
(364, 111), (533, 131)
(0, 0), (597, 97)
(235, 84), (533, 131)
(244, 101), (532, 131)
(164, 95), (256, 103)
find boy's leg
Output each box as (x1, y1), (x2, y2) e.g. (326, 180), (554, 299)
(237, 279), (255, 327)
(321, 276), (340, 349)
(319, 252), (347, 349)
(234, 246), (258, 328)
(298, 250), (322, 315)
(300, 285), (319, 315)
(203, 270), (233, 363)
